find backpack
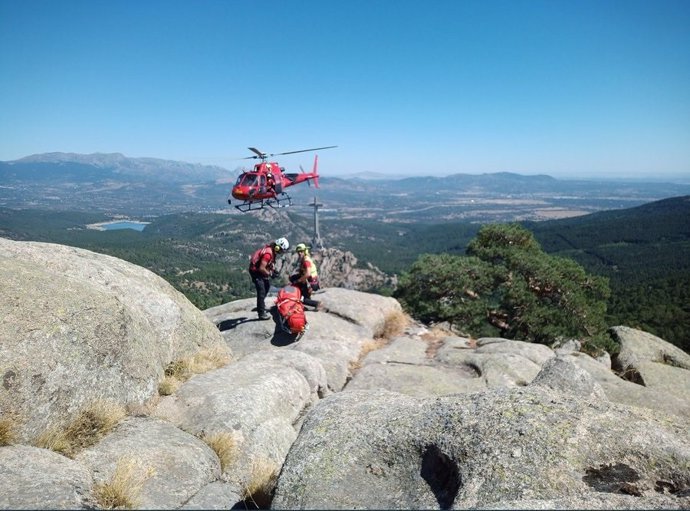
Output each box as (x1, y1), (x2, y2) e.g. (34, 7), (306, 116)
(276, 285), (308, 337)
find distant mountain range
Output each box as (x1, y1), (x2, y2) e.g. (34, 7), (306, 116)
(2, 152), (689, 222)
(3, 152), (231, 183)
(0, 152), (236, 215)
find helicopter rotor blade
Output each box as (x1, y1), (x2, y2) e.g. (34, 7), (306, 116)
(238, 145), (337, 161)
(245, 147), (267, 160)
(270, 145), (337, 157)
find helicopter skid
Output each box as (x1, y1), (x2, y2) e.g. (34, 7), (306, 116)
(234, 193), (293, 213)
(266, 193), (293, 209)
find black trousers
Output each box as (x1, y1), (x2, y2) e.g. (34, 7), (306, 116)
(290, 277), (320, 308)
(250, 271), (270, 315)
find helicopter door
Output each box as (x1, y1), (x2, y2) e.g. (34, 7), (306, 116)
(266, 172), (280, 194)
(258, 175), (267, 193)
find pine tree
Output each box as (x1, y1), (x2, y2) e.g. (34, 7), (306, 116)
(396, 224), (612, 351)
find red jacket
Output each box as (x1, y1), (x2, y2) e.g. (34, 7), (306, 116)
(249, 245), (274, 276)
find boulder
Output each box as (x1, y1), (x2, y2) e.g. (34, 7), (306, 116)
(611, 326), (690, 371)
(362, 336), (429, 366)
(562, 351), (690, 420)
(310, 247), (394, 292)
(475, 337), (557, 365)
(531, 356), (607, 399)
(273, 360), (690, 510)
(206, 292), (374, 391)
(473, 494), (689, 509)
(314, 287), (403, 338)
(610, 326), (690, 405)
(76, 417), (219, 510)
(292, 336), (368, 392)
(243, 349), (330, 399)
(0, 445), (94, 509)
(435, 338), (555, 388)
(345, 362), (484, 397)
(0, 238), (228, 442)
(153, 355), (313, 491)
(346, 337), (484, 396)
(180, 481), (243, 510)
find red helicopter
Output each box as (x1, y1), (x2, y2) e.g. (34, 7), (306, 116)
(228, 146), (336, 212)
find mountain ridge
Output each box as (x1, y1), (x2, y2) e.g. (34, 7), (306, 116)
(3, 151), (686, 186)
(2, 152), (689, 221)
(3, 151), (231, 183)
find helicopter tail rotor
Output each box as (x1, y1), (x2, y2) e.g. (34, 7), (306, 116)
(300, 165), (312, 187)
(299, 156), (319, 187)
(312, 155), (319, 188)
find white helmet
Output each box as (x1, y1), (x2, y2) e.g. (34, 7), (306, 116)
(274, 237), (289, 252)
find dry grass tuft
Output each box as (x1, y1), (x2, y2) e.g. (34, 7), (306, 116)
(34, 400), (126, 457)
(349, 338), (389, 373)
(34, 428), (71, 454)
(349, 311), (409, 374)
(377, 310), (409, 340)
(189, 346), (232, 373)
(242, 457), (279, 509)
(158, 376), (181, 396)
(160, 346), (231, 396)
(202, 431), (239, 472)
(421, 325), (476, 358)
(0, 417), (17, 446)
(421, 324), (455, 341)
(361, 338), (389, 358)
(93, 456), (156, 509)
(164, 358), (192, 381)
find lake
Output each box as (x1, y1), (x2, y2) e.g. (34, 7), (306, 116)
(100, 221), (149, 232)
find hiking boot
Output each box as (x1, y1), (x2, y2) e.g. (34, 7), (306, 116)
(258, 312), (271, 320)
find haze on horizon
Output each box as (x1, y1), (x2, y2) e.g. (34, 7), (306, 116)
(1, 0), (689, 181)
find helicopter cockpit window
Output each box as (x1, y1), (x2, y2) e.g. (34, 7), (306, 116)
(241, 174), (258, 186)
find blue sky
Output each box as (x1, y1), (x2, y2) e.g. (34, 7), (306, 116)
(1, 0), (689, 179)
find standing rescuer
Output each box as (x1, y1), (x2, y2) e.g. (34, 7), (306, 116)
(290, 243), (322, 310)
(248, 237), (289, 320)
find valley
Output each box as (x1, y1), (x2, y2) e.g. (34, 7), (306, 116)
(2, 153), (689, 351)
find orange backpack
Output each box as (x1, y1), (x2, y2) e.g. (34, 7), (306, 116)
(276, 285), (308, 337)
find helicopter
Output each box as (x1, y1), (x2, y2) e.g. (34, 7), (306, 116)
(228, 145), (337, 212)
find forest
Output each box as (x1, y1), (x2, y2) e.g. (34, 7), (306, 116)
(1, 196), (688, 352)
(524, 196), (690, 352)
